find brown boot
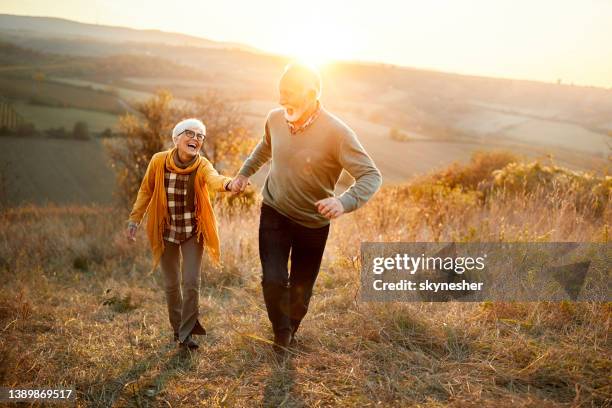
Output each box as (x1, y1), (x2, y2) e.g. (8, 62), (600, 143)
(273, 330), (292, 355)
(179, 335), (199, 350)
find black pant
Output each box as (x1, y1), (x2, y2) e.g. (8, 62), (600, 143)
(258, 203), (330, 335)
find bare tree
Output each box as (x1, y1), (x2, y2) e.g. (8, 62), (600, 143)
(180, 90), (254, 174)
(104, 90), (256, 209)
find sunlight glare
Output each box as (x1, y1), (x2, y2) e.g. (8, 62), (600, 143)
(274, 22), (357, 68)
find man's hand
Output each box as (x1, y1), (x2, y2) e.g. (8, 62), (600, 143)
(127, 222), (137, 243)
(315, 197), (345, 219)
(229, 175), (250, 194)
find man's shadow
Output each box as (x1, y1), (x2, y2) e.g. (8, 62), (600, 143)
(262, 355), (302, 407)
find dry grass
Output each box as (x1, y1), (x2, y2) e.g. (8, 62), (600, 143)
(0, 154), (610, 407)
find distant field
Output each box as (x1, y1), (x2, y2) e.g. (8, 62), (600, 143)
(40, 76), (611, 171)
(456, 103), (609, 157)
(2, 128), (604, 207)
(337, 111), (610, 180)
(12, 101), (120, 132)
(503, 117), (608, 156)
(0, 66), (607, 207)
(3, 84), (606, 208)
(49, 77), (153, 104)
(123, 76), (207, 88)
(0, 136), (115, 206)
(0, 77), (124, 113)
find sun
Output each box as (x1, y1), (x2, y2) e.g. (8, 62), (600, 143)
(273, 23), (357, 68)
(292, 50), (333, 69)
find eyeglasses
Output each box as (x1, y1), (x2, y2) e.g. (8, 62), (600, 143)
(179, 129), (205, 142)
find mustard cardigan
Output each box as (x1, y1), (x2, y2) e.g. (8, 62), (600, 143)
(128, 149), (232, 271)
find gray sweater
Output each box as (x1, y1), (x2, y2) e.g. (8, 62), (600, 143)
(238, 107), (382, 228)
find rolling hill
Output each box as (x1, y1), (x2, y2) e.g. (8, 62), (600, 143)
(0, 14), (609, 206)
(0, 14), (257, 51)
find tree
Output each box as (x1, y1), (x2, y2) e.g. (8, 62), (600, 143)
(72, 121), (90, 140)
(104, 90), (176, 207)
(185, 91), (255, 174)
(104, 90), (256, 209)
(389, 126), (410, 142)
(100, 128), (113, 138)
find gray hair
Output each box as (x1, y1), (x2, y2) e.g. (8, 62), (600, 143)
(172, 118), (206, 145)
(282, 62), (322, 99)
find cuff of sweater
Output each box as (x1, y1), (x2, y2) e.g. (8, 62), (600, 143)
(237, 166), (254, 178)
(337, 194), (357, 213)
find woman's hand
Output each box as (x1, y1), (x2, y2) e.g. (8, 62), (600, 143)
(127, 222), (138, 243)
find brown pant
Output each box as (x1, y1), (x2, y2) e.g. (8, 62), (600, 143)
(160, 234), (206, 342)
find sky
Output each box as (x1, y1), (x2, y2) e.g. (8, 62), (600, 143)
(2, 0), (611, 88)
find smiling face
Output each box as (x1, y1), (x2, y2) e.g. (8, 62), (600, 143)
(278, 67), (319, 123)
(175, 127), (204, 160)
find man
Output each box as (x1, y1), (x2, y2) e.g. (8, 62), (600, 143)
(229, 62), (382, 352)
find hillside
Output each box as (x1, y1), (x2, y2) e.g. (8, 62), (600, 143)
(0, 14), (257, 51)
(0, 16), (609, 206)
(0, 137), (115, 207)
(0, 154), (609, 406)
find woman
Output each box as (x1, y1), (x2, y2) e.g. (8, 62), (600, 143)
(126, 118), (234, 349)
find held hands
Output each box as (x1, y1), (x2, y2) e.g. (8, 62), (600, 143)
(315, 197), (345, 219)
(228, 174), (250, 195)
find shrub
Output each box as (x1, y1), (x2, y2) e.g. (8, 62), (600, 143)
(376, 151), (609, 242)
(104, 90), (256, 209)
(431, 150), (518, 191)
(72, 121), (90, 140)
(99, 128), (113, 138)
(492, 161), (611, 217)
(15, 123), (38, 137)
(389, 127), (410, 142)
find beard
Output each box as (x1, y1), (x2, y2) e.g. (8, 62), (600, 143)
(283, 103), (308, 122)
(283, 106), (306, 122)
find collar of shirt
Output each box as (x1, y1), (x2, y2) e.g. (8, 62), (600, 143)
(287, 101), (321, 135)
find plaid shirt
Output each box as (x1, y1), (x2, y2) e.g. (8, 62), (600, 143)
(163, 168), (197, 244)
(287, 102), (321, 135)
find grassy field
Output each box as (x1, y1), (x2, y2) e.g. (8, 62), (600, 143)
(0, 136), (116, 206)
(0, 125), (607, 211)
(11, 101), (120, 132)
(0, 77), (125, 114)
(0, 153), (609, 407)
(455, 106), (609, 157)
(49, 77), (153, 104)
(0, 76), (123, 133)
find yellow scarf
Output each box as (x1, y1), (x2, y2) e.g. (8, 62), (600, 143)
(148, 147), (221, 271)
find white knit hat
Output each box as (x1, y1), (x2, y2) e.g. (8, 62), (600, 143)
(172, 118), (206, 143)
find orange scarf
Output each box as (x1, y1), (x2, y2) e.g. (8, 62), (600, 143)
(147, 147), (221, 271)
